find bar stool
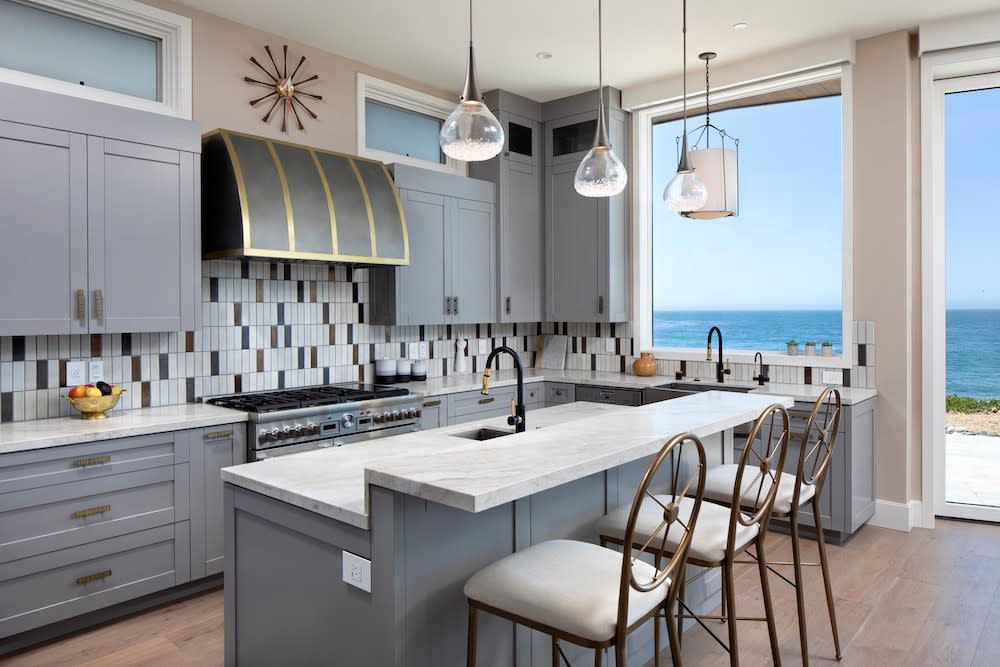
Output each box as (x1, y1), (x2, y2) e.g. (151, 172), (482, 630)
(595, 403), (791, 667)
(699, 387), (843, 664)
(464, 433), (708, 667)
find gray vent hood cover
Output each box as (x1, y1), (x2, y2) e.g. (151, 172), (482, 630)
(202, 130), (409, 264)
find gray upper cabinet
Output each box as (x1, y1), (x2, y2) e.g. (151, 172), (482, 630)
(468, 91), (544, 323)
(371, 165), (496, 326)
(543, 88), (630, 323)
(0, 82), (200, 336)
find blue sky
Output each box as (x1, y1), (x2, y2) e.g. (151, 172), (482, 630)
(945, 86), (1000, 309)
(652, 96), (843, 311)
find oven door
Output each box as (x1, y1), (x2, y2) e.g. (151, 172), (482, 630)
(253, 423), (421, 461)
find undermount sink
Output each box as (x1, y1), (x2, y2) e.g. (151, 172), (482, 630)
(655, 382), (752, 394)
(452, 427), (516, 442)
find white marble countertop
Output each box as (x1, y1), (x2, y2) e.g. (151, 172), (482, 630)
(221, 392), (794, 529)
(0, 403), (248, 455)
(398, 369), (877, 405)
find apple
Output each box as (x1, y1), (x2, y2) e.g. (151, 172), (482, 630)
(84, 387), (103, 398)
(67, 385), (87, 398)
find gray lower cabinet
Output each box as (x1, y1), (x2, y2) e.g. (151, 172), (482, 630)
(420, 396), (447, 429)
(446, 384), (547, 426)
(545, 383), (575, 405)
(574, 384), (643, 407)
(732, 397), (876, 543)
(0, 421), (244, 646)
(370, 165), (496, 326)
(543, 87), (629, 323)
(0, 82), (200, 336)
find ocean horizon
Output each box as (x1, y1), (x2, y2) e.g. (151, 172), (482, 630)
(653, 309), (999, 399)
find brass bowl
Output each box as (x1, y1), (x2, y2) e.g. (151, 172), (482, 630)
(63, 392), (124, 420)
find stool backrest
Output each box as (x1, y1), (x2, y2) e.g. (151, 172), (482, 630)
(730, 404), (790, 543)
(617, 433), (707, 630)
(794, 387), (842, 500)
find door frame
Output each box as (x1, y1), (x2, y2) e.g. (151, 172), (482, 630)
(921, 48), (1000, 525)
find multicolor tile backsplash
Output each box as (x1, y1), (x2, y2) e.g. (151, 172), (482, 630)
(0, 259), (876, 422)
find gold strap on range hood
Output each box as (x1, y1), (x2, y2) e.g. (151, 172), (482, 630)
(201, 129), (409, 265)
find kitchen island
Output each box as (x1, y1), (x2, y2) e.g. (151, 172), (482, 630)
(221, 391), (793, 666)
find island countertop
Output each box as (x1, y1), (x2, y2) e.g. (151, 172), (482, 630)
(221, 391), (793, 529)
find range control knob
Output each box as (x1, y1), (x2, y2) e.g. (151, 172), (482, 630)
(281, 427), (292, 440)
(270, 428), (281, 440)
(258, 431), (272, 444)
(404, 408), (415, 419)
(391, 410), (401, 422)
(415, 409), (422, 419)
(374, 413), (384, 425)
(383, 411), (393, 422)
(341, 414), (356, 429)
(307, 423), (320, 435)
(292, 426), (304, 437)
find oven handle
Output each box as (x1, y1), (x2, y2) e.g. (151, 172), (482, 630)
(252, 424), (421, 460)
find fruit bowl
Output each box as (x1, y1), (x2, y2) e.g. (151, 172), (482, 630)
(63, 392), (124, 420)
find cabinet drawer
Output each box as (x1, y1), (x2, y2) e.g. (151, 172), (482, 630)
(0, 523), (187, 639)
(545, 383), (575, 404)
(449, 386), (517, 421)
(525, 384), (545, 406)
(575, 385), (642, 407)
(0, 464), (188, 563)
(0, 433), (178, 495)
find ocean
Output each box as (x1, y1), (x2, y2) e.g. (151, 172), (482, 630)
(652, 309), (1000, 399)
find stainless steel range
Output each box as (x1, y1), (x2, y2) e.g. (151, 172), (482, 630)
(206, 383), (424, 461)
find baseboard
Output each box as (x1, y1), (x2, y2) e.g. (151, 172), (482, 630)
(868, 499), (924, 531)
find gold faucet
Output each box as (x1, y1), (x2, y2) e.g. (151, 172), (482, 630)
(480, 368), (492, 395)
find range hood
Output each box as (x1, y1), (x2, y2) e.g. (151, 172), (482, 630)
(202, 130), (409, 265)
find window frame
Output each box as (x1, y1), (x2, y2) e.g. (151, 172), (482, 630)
(0, 0), (191, 118)
(630, 64), (854, 369)
(356, 73), (465, 175)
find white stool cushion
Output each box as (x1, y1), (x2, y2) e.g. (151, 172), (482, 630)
(464, 540), (668, 642)
(594, 496), (758, 564)
(702, 464), (815, 515)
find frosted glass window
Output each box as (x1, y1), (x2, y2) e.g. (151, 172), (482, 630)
(365, 99), (444, 164)
(0, 0), (160, 101)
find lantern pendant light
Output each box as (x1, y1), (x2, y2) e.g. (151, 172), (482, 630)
(439, 0), (505, 162)
(574, 0), (628, 198)
(681, 52), (739, 219)
(663, 0), (708, 212)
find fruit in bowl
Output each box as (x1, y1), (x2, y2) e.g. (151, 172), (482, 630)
(64, 384), (125, 420)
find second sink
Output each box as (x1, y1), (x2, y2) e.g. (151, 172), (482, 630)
(452, 427), (516, 442)
(656, 382), (752, 394)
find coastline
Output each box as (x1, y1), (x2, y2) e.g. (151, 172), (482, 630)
(946, 411), (1000, 436)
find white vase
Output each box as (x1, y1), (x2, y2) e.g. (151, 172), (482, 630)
(805, 345), (816, 357)
(453, 339), (467, 374)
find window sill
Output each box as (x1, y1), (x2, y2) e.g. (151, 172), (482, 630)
(648, 347), (851, 369)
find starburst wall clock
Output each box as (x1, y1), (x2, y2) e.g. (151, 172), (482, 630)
(244, 45), (322, 132)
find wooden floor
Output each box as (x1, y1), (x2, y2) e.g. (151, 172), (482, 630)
(2, 519), (998, 666)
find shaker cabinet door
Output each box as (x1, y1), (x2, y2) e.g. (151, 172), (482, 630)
(396, 188), (449, 325)
(0, 121), (88, 336)
(87, 138), (195, 333)
(546, 160), (600, 322)
(449, 198), (496, 324)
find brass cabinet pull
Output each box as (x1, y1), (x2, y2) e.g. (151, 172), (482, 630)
(454, 296), (459, 315)
(478, 397), (495, 405)
(76, 289), (86, 323)
(204, 430), (234, 440)
(598, 296), (605, 315)
(505, 296), (511, 315)
(94, 289), (104, 322)
(445, 296), (452, 315)
(72, 455), (111, 468)
(76, 570), (112, 585)
(423, 400), (441, 408)
(73, 504), (111, 519)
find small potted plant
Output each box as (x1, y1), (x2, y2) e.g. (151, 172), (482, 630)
(786, 340), (799, 355)
(821, 341), (834, 357)
(804, 341), (817, 356)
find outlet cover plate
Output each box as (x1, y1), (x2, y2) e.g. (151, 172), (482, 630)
(407, 342), (418, 360)
(822, 370), (840, 385)
(66, 361), (86, 386)
(88, 360), (104, 384)
(342, 550), (371, 593)
(417, 342), (429, 359)
(478, 339), (488, 355)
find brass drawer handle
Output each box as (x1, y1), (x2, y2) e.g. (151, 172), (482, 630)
(423, 400), (441, 408)
(73, 504), (111, 519)
(478, 397), (495, 405)
(72, 455), (111, 468)
(76, 570), (112, 585)
(94, 289), (104, 322)
(76, 289), (86, 323)
(205, 430), (234, 440)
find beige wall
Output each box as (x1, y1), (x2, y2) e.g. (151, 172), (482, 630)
(852, 31), (922, 505)
(149, 0), (451, 153)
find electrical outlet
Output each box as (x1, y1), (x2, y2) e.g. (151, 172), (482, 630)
(605, 338), (615, 353)
(822, 370), (841, 385)
(407, 342), (419, 359)
(88, 360), (104, 384)
(417, 342), (429, 359)
(66, 361), (86, 386)
(342, 551), (371, 593)
(478, 339), (488, 355)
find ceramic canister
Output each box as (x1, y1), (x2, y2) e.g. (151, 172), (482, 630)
(395, 359), (412, 383)
(375, 359), (396, 383)
(411, 360), (427, 381)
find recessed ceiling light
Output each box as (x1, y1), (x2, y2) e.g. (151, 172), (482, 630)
(536, 51), (553, 60)
(732, 22), (749, 30)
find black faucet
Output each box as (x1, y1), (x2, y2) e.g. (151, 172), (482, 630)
(753, 352), (769, 386)
(706, 326), (730, 383)
(481, 345), (526, 433)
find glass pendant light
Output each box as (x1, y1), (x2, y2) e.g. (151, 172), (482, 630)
(439, 0), (504, 162)
(663, 0), (708, 212)
(574, 0), (627, 198)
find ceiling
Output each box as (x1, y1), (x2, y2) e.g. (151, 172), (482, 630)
(175, 0), (999, 102)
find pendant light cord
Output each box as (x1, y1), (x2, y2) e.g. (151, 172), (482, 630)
(469, 0), (473, 45)
(681, 0), (688, 136)
(598, 0), (604, 118)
